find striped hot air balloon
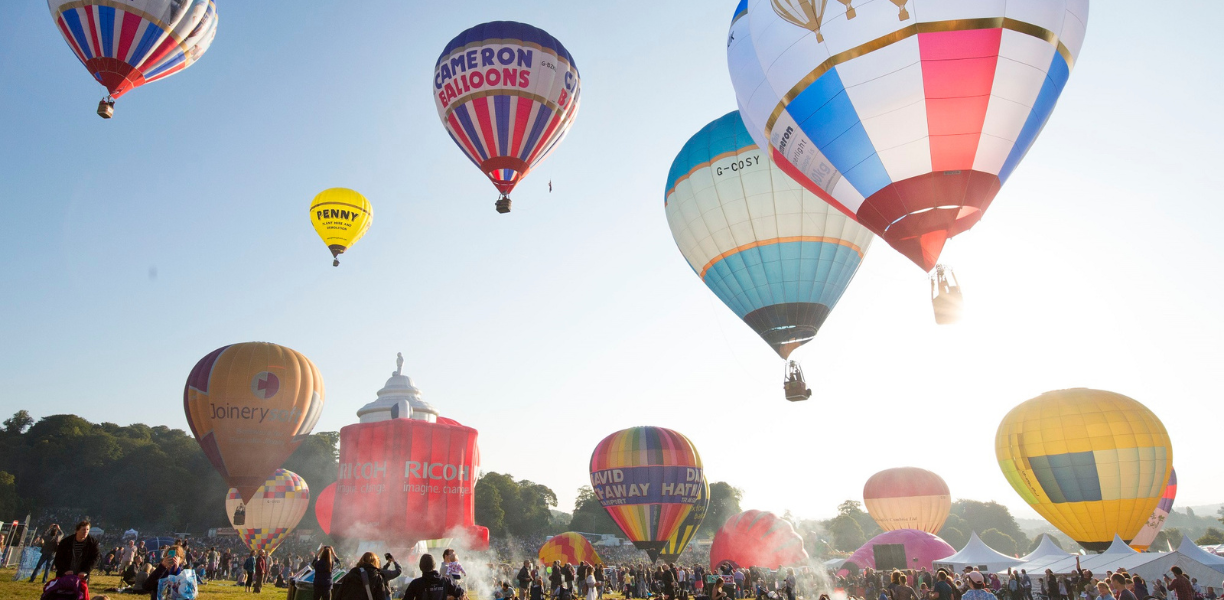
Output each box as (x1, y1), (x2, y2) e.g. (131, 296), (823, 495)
(539, 532), (603, 567)
(589, 427), (704, 562)
(665, 111), (872, 361)
(47, 0), (218, 117)
(727, 0), (1088, 271)
(434, 21), (580, 213)
(996, 389), (1173, 551)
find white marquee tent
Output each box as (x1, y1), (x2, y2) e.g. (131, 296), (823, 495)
(933, 532), (1026, 573)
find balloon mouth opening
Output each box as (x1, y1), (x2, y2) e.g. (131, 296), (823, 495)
(328, 245), (347, 257)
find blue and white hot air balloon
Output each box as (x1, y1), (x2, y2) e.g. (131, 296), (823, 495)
(664, 111), (873, 401)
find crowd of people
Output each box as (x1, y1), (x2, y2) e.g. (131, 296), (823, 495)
(9, 513), (1222, 600)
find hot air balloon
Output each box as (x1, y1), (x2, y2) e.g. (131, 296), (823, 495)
(183, 342), (325, 502)
(665, 111), (872, 400)
(225, 468), (310, 554)
(844, 529), (955, 572)
(589, 427), (704, 562)
(996, 388), (1173, 551)
(310, 188), (373, 267)
(1129, 468), (1177, 552)
(709, 510), (808, 572)
(659, 477), (709, 564)
(863, 467), (951, 534)
(47, 0), (218, 118)
(539, 532), (603, 568)
(727, 0), (1089, 320)
(434, 21), (581, 213)
(315, 482), (336, 535)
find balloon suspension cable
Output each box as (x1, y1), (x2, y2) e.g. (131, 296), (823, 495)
(495, 195), (512, 214)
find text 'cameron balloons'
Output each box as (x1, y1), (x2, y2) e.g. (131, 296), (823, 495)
(539, 532), (603, 568)
(728, 0), (1089, 270)
(665, 111), (872, 360)
(329, 417), (488, 549)
(310, 188), (372, 267)
(434, 21), (581, 213)
(709, 510), (808, 572)
(863, 467), (951, 534)
(183, 342), (325, 502)
(589, 427), (704, 562)
(48, 0), (218, 117)
(996, 388), (1173, 552)
(659, 477), (708, 564)
(1130, 468), (1177, 552)
(226, 468), (310, 554)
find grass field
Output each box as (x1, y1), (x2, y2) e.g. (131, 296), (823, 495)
(0, 569), (290, 600)
(0, 569), (630, 600)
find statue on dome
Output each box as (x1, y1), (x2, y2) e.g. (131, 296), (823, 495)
(395, 352), (403, 376)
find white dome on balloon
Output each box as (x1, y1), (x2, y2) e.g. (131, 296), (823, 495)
(356, 353), (438, 423)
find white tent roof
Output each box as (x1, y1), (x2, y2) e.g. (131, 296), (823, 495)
(933, 532), (1026, 572)
(1022, 535), (1072, 562)
(1176, 536), (1224, 571)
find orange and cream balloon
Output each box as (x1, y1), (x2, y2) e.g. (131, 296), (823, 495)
(863, 467), (951, 534)
(184, 342), (325, 502)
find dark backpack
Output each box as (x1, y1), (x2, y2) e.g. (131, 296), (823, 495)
(41, 575), (89, 600)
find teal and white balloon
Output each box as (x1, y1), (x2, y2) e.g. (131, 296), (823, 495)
(664, 111), (873, 359)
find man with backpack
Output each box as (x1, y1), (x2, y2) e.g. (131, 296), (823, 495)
(54, 521), (99, 581)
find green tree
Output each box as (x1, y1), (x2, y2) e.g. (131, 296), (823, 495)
(950, 500), (1029, 552)
(838, 499), (881, 538)
(939, 525), (967, 550)
(703, 482), (743, 536)
(1162, 527), (1185, 549)
(828, 513), (866, 551)
(473, 472), (558, 539)
(1196, 528), (1224, 545)
(3, 411), (32, 435)
(0, 471), (30, 516)
(475, 480), (506, 537)
(980, 528), (1018, 556)
(568, 486), (620, 534)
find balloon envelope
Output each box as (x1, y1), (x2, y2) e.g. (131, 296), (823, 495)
(434, 21), (580, 199)
(659, 477), (709, 563)
(539, 532), (603, 567)
(310, 188), (372, 263)
(589, 427), (704, 561)
(315, 482), (336, 536)
(709, 510), (808, 571)
(183, 342), (325, 502)
(996, 388), (1173, 551)
(845, 529), (955, 571)
(329, 417), (488, 549)
(48, 0), (218, 100)
(1129, 468), (1177, 552)
(665, 111), (872, 358)
(727, 0), (1089, 270)
(226, 468), (310, 554)
(863, 467), (951, 534)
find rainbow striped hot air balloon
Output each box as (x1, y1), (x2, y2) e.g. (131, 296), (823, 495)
(225, 469), (310, 555)
(996, 389), (1173, 552)
(659, 477), (708, 564)
(434, 21), (581, 213)
(589, 427), (704, 562)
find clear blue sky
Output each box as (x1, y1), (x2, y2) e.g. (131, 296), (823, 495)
(1, 1), (1222, 522)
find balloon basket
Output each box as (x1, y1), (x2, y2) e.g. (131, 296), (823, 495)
(495, 196), (511, 214)
(97, 98), (115, 119)
(930, 265), (963, 325)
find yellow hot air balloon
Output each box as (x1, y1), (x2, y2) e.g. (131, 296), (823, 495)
(996, 389), (1173, 552)
(310, 188), (372, 266)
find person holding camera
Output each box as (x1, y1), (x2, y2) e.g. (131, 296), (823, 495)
(382, 553), (404, 597)
(314, 547), (339, 600)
